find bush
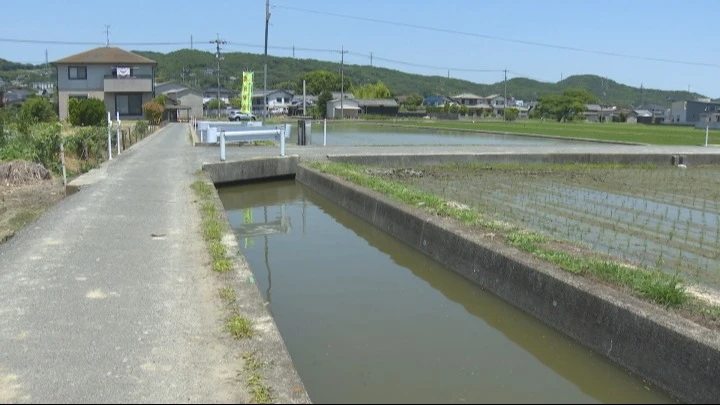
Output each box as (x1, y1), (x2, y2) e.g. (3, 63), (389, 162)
(0, 123), (62, 172)
(133, 120), (149, 137)
(142, 101), (164, 124)
(69, 98), (107, 127)
(65, 126), (106, 162)
(21, 97), (57, 123)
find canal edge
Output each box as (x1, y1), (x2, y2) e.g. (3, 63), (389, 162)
(295, 163), (720, 404)
(193, 171), (312, 404)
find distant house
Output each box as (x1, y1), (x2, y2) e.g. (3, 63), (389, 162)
(485, 95), (506, 115)
(330, 92), (355, 100)
(584, 104), (617, 122)
(669, 100), (720, 124)
(326, 99), (360, 119)
(356, 98), (399, 115)
(155, 82), (203, 121)
(32, 82), (54, 92)
(422, 96), (450, 107)
(629, 109), (654, 124)
(203, 87), (237, 104)
(288, 95), (318, 116)
(252, 89), (295, 114)
(52, 47), (157, 120)
(2, 88), (33, 107)
(451, 93), (483, 107)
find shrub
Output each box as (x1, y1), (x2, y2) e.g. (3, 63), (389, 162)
(68, 98), (107, 127)
(65, 126), (105, 162)
(21, 97), (57, 123)
(133, 120), (149, 137)
(142, 101), (164, 124)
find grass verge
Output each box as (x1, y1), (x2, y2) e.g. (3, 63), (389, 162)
(191, 180), (232, 273)
(227, 314), (255, 339)
(309, 162), (693, 310)
(242, 352), (273, 404)
(218, 287), (237, 304)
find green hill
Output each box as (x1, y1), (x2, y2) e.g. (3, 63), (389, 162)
(3, 49), (703, 107)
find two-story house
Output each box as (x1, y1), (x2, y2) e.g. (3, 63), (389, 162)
(53, 47), (157, 121)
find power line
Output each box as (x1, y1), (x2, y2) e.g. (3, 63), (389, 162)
(272, 4), (720, 69)
(0, 37), (190, 46)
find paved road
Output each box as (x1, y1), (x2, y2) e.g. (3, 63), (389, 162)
(0, 124), (242, 403)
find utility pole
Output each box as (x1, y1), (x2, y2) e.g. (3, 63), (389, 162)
(640, 83), (644, 106)
(504, 69), (508, 118)
(292, 45), (295, 58)
(104, 25), (110, 47)
(370, 52), (373, 67)
(210, 34), (227, 119)
(45, 50), (48, 70)
(190, 35), (193, 50)
(340, 46), (348, 119)
(264, 0), (270, 118)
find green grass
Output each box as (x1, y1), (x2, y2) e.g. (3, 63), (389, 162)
(191, 179), (234, 273)
(218, 287), (237, 304)
(9, 209), (41, 229)
(310, 161), (689, 308)
(246, 374), (273, 404)
(355, 119), (713, 146)
(226, 314), (255, 339)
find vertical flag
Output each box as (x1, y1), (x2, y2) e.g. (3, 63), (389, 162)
(241, 72), (254, 114)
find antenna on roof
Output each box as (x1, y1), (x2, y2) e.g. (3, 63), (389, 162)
(104, 25), (110, 47)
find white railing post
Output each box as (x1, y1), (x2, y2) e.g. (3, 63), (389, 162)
(323, 118), (327, 146)
(116, 112), (121, 155)
(220, 130), (226, 161)
(107, 112), (113, 160)
(706, 125), (710, 147)
(280, 126), (286, 157)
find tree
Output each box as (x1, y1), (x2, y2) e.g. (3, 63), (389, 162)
(404, 94), (424, 107)
(505, 108), (519, 121)
(142, 101), (164, 124)
(20, 97), (56, 123)
(313, 91), (333, 118)
(296, 70), (341, 95)
(206, 99), (227, 110)
(68, 98), (107, 126)
(534, 88), (597, 122)
(154, 94), (169, 106)
(351, 81), (392, 99)
(229, 98), (243, 109)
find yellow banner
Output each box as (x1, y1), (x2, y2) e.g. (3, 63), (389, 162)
(240, 72), (254, 114)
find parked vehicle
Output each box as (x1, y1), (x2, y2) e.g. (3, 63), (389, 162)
(228, 109), (257, 121)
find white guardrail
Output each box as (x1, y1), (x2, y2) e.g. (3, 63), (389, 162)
(194, 120), (291, 161)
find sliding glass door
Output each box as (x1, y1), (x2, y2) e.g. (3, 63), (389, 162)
(115, 93), (143, 117)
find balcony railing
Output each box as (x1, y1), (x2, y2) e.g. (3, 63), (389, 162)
(104, 75), (153, 93)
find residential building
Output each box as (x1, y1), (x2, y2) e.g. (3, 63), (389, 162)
(635, 104), (667, 124)
(584, 104), (617, 122)
(252, 89), (294, 113)
(326, 99), (360, 119)
(155, 82), (203, 121)
(670, 100), (720, 124)
(355, 98), (399, 115)
(485, 95), (506, 115)
(451, 93), (483, 107)
(53, 47), (157, 120)
(202, 87), (237, 104)
(2, 88), (32, 107)
(32, 82), (54, 92)
(422, 96), (450, 107)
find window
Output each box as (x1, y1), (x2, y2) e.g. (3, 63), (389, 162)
(69, 94), (88, 100)
(115, 93), (143, 116)
(68, 66), (87, 80)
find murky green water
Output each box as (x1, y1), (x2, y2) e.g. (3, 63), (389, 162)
(218, 180), (674, 404)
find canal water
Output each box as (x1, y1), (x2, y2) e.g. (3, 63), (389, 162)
(218, 180), (673, 404)
(308, 124), (585, 146)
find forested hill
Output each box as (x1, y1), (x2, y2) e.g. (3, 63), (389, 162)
(73, 49), (703, 106)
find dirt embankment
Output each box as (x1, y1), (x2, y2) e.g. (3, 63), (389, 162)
(0, 161), (65, 243)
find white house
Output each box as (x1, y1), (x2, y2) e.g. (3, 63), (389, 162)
(326, 99), (360, 118)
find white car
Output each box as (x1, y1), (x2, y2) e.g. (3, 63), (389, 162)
(228, 110), (257, 121)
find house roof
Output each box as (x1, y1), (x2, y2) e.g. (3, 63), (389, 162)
(355, 98), (399, 107)
(203, 87), (236, 94)
(633, 109), (654, 117)
(485, 94), (504, 100)
(451, 93), (483, 99)
(53, 47), (156, 65)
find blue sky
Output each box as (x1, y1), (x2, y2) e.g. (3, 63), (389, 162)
(2, 0), (718, 97)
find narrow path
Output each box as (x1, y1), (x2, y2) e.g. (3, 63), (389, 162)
(0, 124), (243, 403)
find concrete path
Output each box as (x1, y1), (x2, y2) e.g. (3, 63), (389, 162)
(0, 124), (243, 403)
